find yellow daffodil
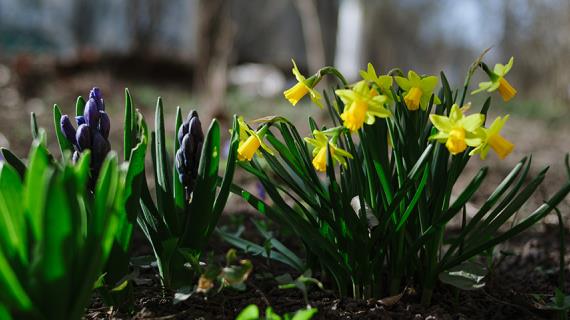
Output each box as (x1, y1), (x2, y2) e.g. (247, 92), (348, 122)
(470, 115), (514, 160)
(360, 63), (394, 103)
(283, 59), (323, 108)
(429, 104), (485, 155)
(335, 80), (391, 132)
(395, 70), (441, 111)
(237, 117), (274, 161)
(304, 129), (353, 172)
(472, 57), (517, 102)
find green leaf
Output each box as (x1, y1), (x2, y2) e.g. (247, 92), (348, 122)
(30, 112), (39, 140)
(24, 143), (51, 240)
(53, 104), (74, 157)
(0, 249), (32, 311)
(184, 120), (221, 249)
(124, 89), (134, 161)
(0, 164), (26, 264)
(173, 107), (185, 210)
(75, 96), (86, 117)
(153, 98), (176, 229)
(439, 261), (486, 291)
(291, 308), (318, 320)
(0, 148), (26, 180)
(236, 304), (260, 320)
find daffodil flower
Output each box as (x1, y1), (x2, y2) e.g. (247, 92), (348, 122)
(469, 115), (514, 160)
(395, 70), (441, 111)
(283, 59), (323, 108)
(237, 117), (274, 162)
(360, 63), (394, 103)
(471, 57), (517, 102)
(335, 80), (391, 132)
(429, 104), (485, 155)
(304, 129), (353, 172)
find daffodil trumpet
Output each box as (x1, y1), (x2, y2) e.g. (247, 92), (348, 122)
(237, 117), (273, 162)
(304, 128), (353, 172)
(472, 57), (517, 102)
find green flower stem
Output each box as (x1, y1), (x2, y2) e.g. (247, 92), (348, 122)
(317, 66), (349, 87)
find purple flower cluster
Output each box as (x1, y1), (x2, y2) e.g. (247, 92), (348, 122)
(60, 87), (111, 188)
(175, 110), (204, 201)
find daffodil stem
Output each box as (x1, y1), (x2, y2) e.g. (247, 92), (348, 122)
(318, 66), (349, 87)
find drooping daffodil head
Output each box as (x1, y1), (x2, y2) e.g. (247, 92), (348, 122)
(283, 59), (323, 108)
(335, 80), (391, 132)
(395, 70), (441, 111)
(360, 63), (395, 103)
(469, 115), (514, 160)
(429, 104), (485, 155)
(471, 57), (517, 102)
(304, 129), (353, 172)
(236, 117), (274, 162)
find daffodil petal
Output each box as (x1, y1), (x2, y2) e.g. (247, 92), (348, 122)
(429, 114), (453, 132)
(461, 114), (485, 132)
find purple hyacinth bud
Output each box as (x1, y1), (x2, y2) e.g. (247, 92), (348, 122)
(76, 124), (92, 151)
(92, 132), (110, 160)
(182, 134), (195, 168)
(99, 111), (110, 139)
(76, 116), (86, 126)
(176, 148), (185, 172)
(188, 116), (204, 142)
(89, 87), (105, 111)
(178, 122), (189, 146)
(84, 98), (100, 127)
(60, 115), (77, 147)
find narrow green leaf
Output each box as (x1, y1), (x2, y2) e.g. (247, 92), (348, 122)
(75, 96), (86, 117)
(53, 104), (73, 157)
(0, 148), (26, 180)
(124, 89), (134, 161)
(173, 107), (185, 210)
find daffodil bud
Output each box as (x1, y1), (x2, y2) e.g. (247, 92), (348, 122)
(60, 115), (77, 146)
(76, 124), (91, 151)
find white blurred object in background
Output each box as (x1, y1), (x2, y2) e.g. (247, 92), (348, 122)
(229, 63), (286, 98)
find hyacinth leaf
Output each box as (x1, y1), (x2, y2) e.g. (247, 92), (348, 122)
(75, 96), (86, 117)
(154, 98), (176, 231)
(30, 112), (39, 141)
(124, 89), (134, 161)
(53, 104), (74, 157)
(24, 143), (51, 241)
(0, 163), (26, 263)
(0, 248), (31, 312)
(94, 153), (120, 255)
(0, 148), (26, 180)
(209, 116), (239, 236)
(183, 119), (221, 249)
(173, 107), (185, 210)
(124, 111), (148, 223)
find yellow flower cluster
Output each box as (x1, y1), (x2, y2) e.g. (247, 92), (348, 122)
(273, 57), (518, 171)
(429, 104), (514, 159)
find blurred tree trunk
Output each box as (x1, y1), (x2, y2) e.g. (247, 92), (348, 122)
(195, 0), (235, 123)
(128, 0), (163, 55)
(293, 0), (326, 73)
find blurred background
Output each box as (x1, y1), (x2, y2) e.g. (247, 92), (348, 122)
(0, 0), (569, 210)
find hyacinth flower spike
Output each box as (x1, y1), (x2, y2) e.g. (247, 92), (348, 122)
(429, 104), (485, 155)
(470, 115), (514, 160)
(175, 110), (205, 202)
(236, 117), (274, 162)
(472, 57), (517, 102)
(60, 87), (111, 188)
(304, 129), (353, 172)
